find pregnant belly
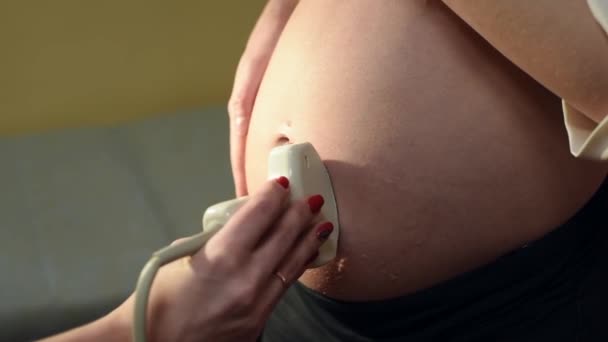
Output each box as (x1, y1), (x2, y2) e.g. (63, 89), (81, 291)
(245, 0), (608, 301)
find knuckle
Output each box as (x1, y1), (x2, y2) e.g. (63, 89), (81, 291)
(207, 251), (241, 272)
(251, 196), (278, 214)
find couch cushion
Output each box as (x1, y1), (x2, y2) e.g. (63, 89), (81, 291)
(0, 108), (233, 340)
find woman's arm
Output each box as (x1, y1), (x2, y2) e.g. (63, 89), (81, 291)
(442, 0), (608, 123)
(228, 0), (299, 196)
(39, 178), (330, 342)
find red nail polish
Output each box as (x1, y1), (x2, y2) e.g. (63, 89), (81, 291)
(316, 222), (333, 240)
(275, 176), (289, 189)
(307, 195), (324, 213)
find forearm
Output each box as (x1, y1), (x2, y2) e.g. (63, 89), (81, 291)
(38, 312), (128, 342)
(442, 0), (608, 123)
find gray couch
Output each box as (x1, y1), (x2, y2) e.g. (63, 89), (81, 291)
(0, 108), (234, 341)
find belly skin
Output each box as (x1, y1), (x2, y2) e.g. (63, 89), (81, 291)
(245, 0), (608, 300)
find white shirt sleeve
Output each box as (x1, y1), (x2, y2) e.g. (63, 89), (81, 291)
(562, 0), (608, 160)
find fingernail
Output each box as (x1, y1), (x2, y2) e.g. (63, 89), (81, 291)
(307, 195), (324, 213)
(316, 222), (334, 240)
(307, 251), (319, 264)
(275, 176), (289, 189)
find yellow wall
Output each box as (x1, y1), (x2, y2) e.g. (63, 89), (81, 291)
(0, 1), (265, 136)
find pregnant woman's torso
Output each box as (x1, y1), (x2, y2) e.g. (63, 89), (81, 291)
(245, 0), (608, 301)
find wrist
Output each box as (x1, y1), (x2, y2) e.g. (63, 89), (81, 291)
(103, 305), (132, 342)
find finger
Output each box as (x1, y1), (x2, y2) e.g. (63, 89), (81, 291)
(253, 195), (324, 277)
(254, 269), (289, 322)
(210, 177), (290, 252)
(256, 220), (335, 311)
(276, 220), (334, 283)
